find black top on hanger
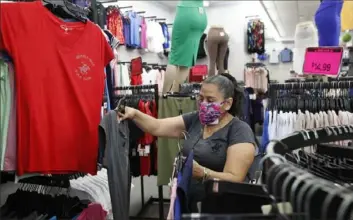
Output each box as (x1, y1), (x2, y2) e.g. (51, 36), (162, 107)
(42, 0), (89, 22)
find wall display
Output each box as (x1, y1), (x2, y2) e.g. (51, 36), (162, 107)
(279, 48), (293, 63)
(163, 0), (207, 93)
(268, 49), (279, 64)
(303, 47), (343, 76)
(247, 19), (265, 55)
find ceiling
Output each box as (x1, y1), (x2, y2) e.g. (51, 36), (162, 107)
(262, 1), (320, 39)
(158, 1), (320, 41)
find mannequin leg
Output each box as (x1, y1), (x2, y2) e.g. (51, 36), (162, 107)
(162, 64), (190, 93)
(216, 37), (229, 74)
(223, 47), (230, 71)
(206, 37), (219, 76)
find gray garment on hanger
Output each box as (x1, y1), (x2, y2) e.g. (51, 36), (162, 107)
(99, 111), (130, 220)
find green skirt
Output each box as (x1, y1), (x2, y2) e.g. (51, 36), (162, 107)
(168, 6), (207, 67)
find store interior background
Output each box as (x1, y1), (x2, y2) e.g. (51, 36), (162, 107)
(0, 0), (342, 217)
(98, 0), (352, 216)
(102, 0), (338, 85)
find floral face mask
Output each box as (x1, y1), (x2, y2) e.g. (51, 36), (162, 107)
(198, 101), (225, 125)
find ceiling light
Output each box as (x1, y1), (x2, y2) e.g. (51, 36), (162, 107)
(203, 1), (210, 7)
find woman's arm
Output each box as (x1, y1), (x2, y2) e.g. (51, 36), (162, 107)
(193, 143), (255, 182)
(129, 107), (186, 138)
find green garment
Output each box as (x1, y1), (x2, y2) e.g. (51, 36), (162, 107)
(0, 60), (10, 170)
(157, 97), (197, 186)
(168, 0), (207, 67)
(178, 0), (204, 7)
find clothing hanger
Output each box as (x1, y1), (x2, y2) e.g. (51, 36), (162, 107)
(321, 185), (353, 220)
(337, 193), (353, 220)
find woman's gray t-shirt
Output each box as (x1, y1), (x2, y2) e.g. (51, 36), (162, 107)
(181, 111), (256, 211)
(182, 111), (255, 172)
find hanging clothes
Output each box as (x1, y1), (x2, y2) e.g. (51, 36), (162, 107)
(130, 57), (143, 85)
(140, 17), (147, 49)
(146, 20), (165, 53)
(0, 2), (114, 175)
(99, 111), (131, 220)
(157, 97), (198, 186)
(106, 6), (125, 44)
(160, 22), (170, 50)
(3, 61), (16, 171)
(114, 63), (131, 93)
(279, 48), (293, 63)
(247, 19), (265, 55)
(142, 67), (157, 85)
(261, 81), (353, 152)
(127, 11), (141, 48)
(0, 60), (11, 171)
(156, 68), (165, 95)
(244, 66), (268, 91)
(122, 15), (131, 47)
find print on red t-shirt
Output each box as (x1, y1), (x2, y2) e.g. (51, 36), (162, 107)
(0, 2), (114, 175)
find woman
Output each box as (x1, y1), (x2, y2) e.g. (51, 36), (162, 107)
(119, 73), (256, 212)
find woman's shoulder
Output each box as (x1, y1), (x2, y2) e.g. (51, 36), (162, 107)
(229, 117), (253, 133)
(182, 111), (200, 131)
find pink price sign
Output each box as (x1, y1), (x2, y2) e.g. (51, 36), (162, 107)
(302, 47), (343, 76)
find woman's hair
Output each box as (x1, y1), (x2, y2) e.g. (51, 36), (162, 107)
(203, 73), (244, 117)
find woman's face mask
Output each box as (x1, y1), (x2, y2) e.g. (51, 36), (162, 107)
(198, 101), (225, 125)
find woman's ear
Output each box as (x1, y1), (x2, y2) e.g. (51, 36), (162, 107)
(224, 98), (233, 111)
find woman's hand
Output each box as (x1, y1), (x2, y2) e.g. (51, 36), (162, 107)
(117, 106), (137, 121)
(192, 160), (206, 179)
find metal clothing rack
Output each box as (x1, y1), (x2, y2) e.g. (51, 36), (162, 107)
(113, 84), (166, 220)
(263, 125), (353, 220)
(267, 80), (353, 110)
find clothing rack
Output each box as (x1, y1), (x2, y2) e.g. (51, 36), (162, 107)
(263, 125), (353, 220)
(269, 80), (353, 91)
(245, 62), (265, 68)
(113, 84), (166, 220)
(119, 6), (133, 9)
(267, 80), (353, 110)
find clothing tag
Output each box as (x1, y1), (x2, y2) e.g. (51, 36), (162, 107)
(103, 102), (107, 108)
(249, 94), (256, 100)
(132, 148), (136, 156)
(145, 145), (150, 154)
(139, 27), (142, 32)
(137, 144), (144, 156)
(220, 32), (225, 37)
(198, 7), (204, 14)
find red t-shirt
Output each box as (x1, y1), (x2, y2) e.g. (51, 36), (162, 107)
(0, 2), (114, 175)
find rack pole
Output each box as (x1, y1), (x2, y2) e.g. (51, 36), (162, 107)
(158, 186), (164, 220)
(140, 176), (145, 206)
(91, 0), (98, 24)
